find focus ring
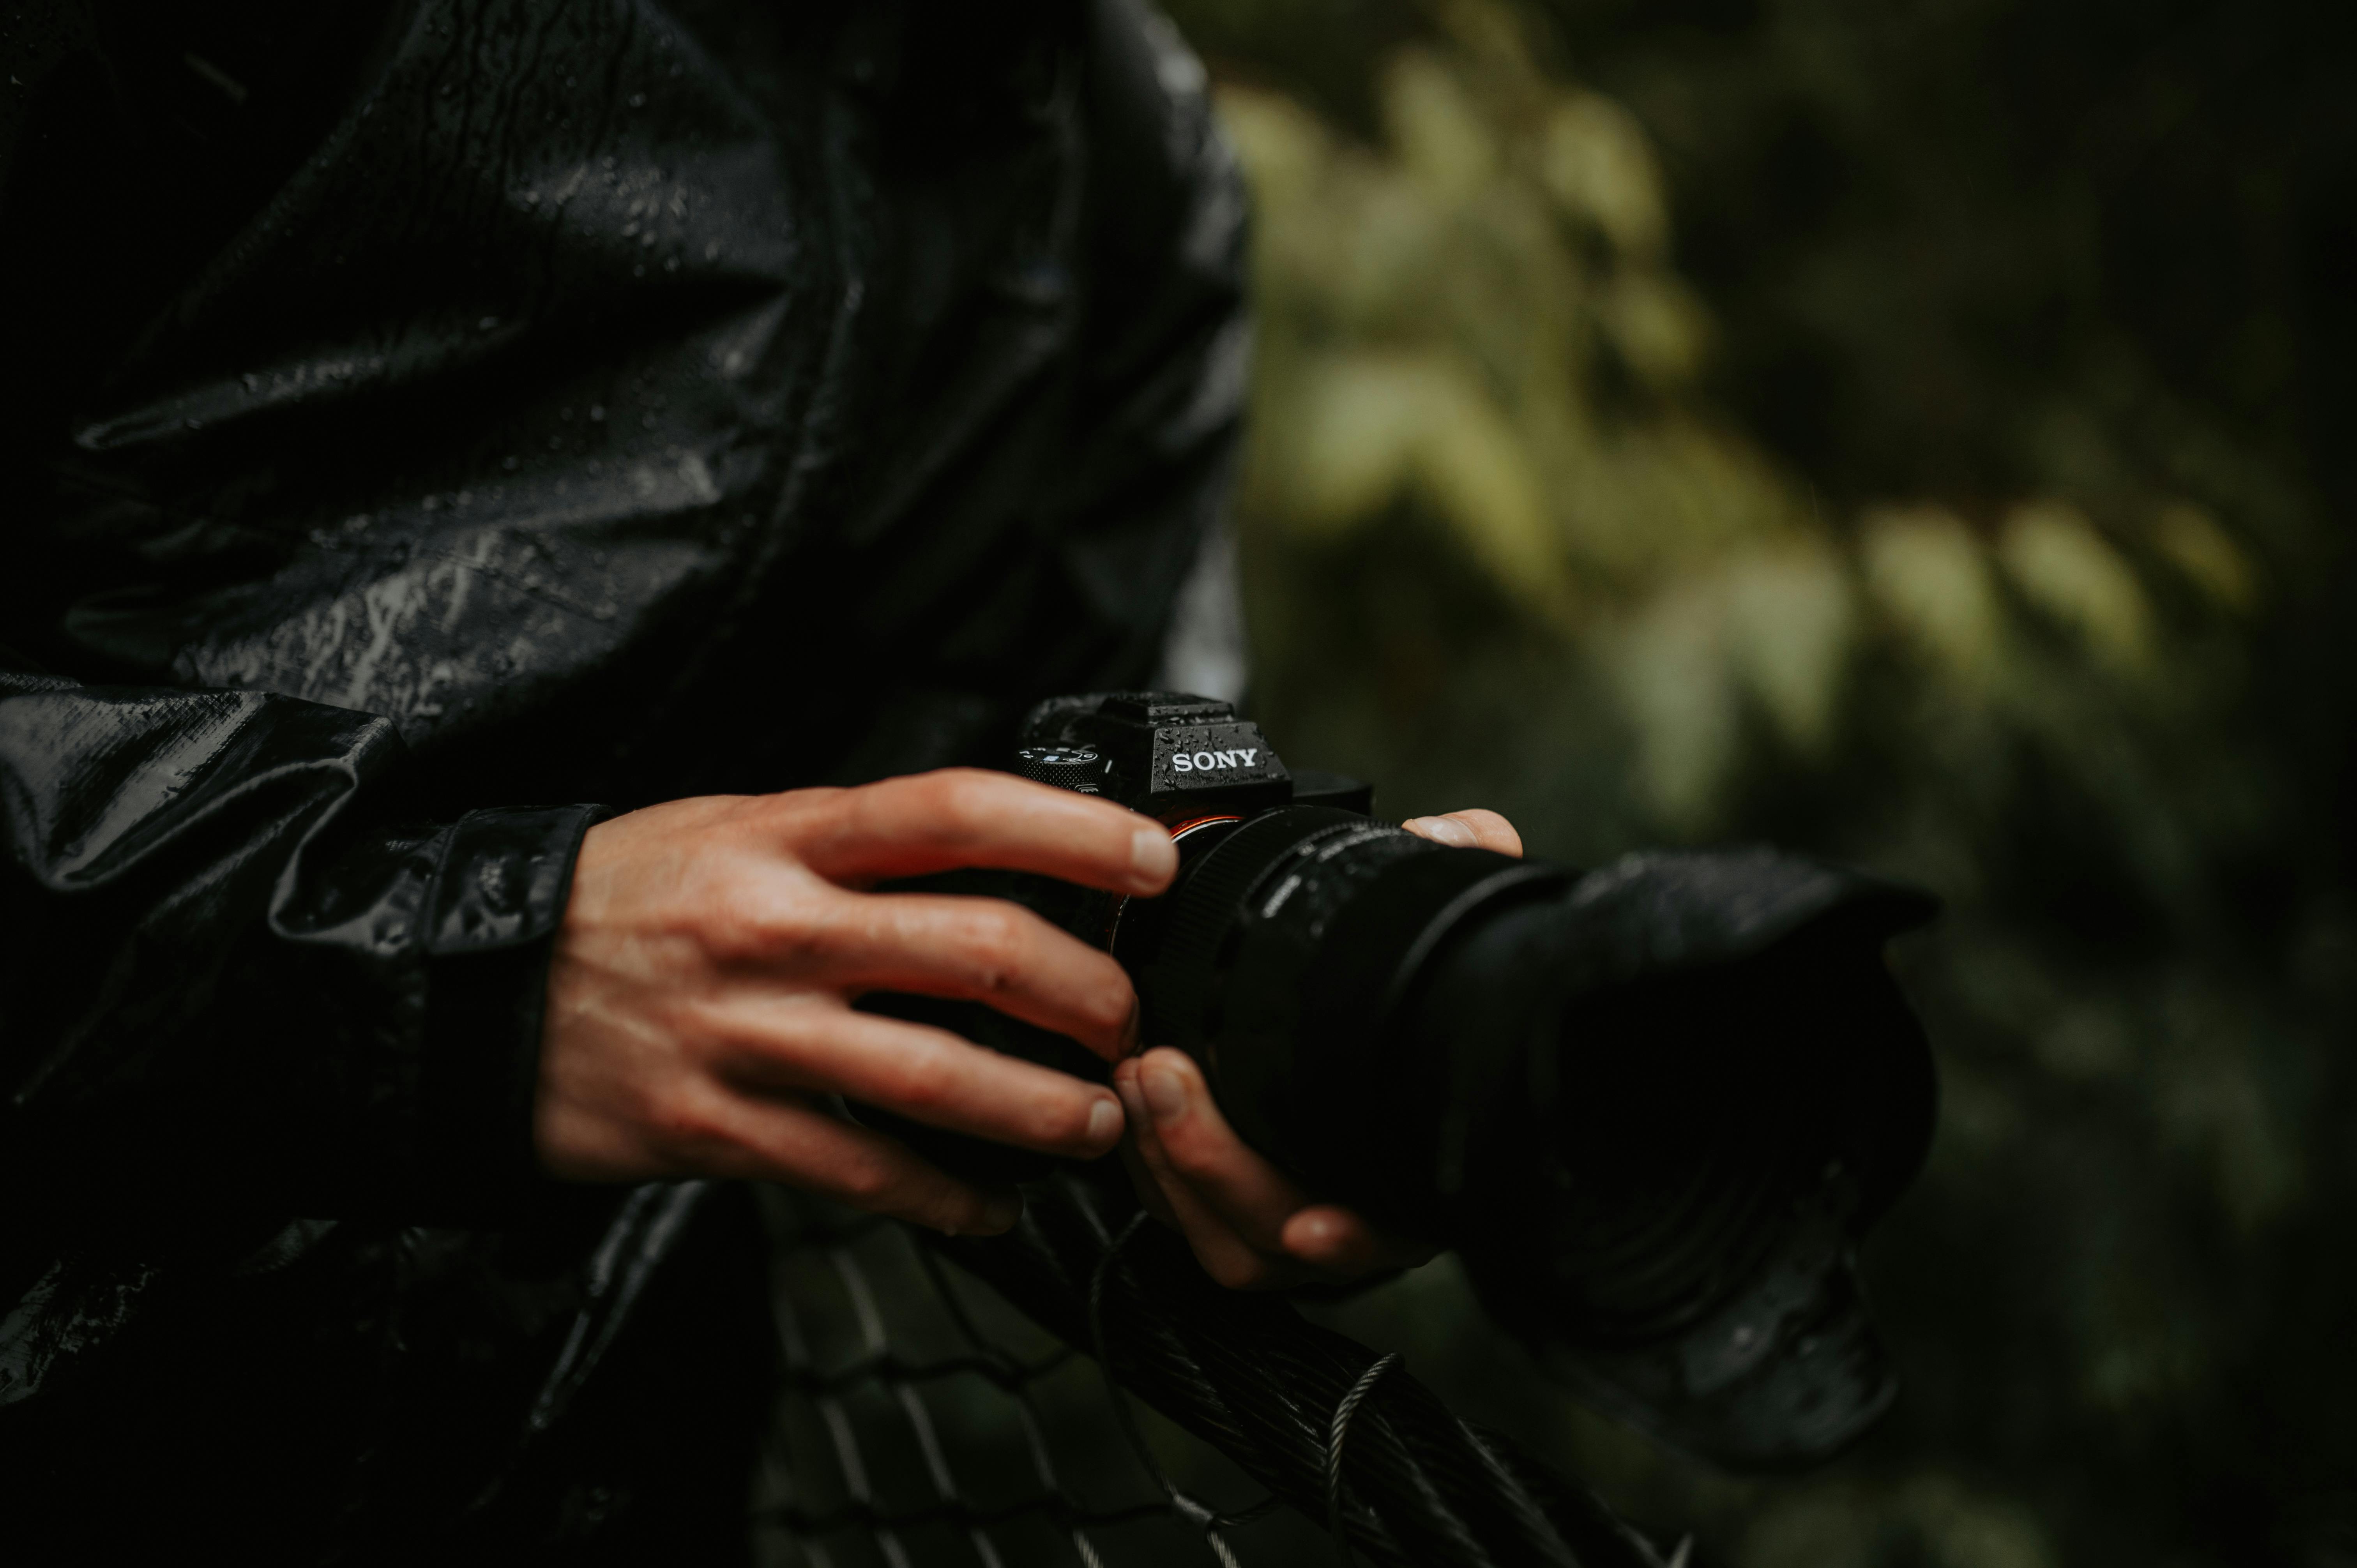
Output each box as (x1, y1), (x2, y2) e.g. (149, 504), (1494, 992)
(1135, 807), (1370, 1049)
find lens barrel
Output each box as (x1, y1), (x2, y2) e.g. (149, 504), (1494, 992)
(1117, 807), (1570, 1232)
(1114, 807), (1937, 1466)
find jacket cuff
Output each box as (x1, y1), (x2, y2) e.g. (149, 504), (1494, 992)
(417, 803), (605, 1220)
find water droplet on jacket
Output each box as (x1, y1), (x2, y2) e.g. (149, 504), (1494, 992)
(588, 404), (606, 422)
(664, 256), (680, 272)
(627, 92), (646, 109)
(633, 263), (646, 277)
(502, 456), (520, 471)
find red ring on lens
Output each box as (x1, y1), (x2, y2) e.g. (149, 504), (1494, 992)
(1167, 814), (1243, 842)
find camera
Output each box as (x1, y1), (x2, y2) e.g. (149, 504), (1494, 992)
(860, 691), (1938, 1467)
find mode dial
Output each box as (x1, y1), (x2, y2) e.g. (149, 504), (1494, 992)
(1015, 746), (1108, 795)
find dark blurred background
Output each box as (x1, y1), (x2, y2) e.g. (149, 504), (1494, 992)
(1151, 0), (2357, 1562)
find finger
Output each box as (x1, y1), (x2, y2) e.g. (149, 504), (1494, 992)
(1120, 1049), (1433, 1283)
(668, 1086), (1023, 1236)
(1114, 1059), (1302, 1290)
(705, 995), (1126, 1159)
(780, 768), (1178, 895)
(1277, 1206), (1386, 1273)
(1401, 808), (1523, 858)
(1279, 1206), (1440, 1275)
(750, 885), (1140, 1060)
(1120, 1048), (1311, 1255)
(1116, 1131), (1183, 1229)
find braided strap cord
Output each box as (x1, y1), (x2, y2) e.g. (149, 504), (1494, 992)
(939, 1174), (1675, 1568)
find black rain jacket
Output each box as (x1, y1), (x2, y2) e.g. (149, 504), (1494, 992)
(0, 1), (1245, 1557)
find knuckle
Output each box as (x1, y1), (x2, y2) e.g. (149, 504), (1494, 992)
(929, 770), (998, 837)
(705, 907), (779, 968)
(731, 887), (843, 971)
(879, 1041), (959, 1114)
(959, 906), (1028, 992)
(763, 786), (842, 833)
(698, 878), (796, 961)
(642, 1089), (732, 1162)
(832, 1154), (897, 1206)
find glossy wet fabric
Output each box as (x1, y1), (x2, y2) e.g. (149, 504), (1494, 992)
(0, 0), (1246, 1557)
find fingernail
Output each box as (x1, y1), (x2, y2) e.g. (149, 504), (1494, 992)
(1130, 825), (1177, 889)
(1408, 814), (1475, 847)
(1140, 1060), (1187, 1122)
(978, 1192), (1023, 1234)
(1085, 1097), (1123, 1151)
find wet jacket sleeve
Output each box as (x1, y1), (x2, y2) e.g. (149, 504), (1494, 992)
(0, 652), (598, 1226)
(1054, 0), (1254, 686)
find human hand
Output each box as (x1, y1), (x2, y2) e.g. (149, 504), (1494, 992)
(534, 770), (1178, 1236)
(1112, 808), (1524, 1288)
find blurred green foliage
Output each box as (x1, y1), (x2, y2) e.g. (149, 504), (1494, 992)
(1157, 0), (2357, 1563)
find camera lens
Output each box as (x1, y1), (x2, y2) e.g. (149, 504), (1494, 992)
(1117, 807), (1568, 1225)
(1114, 807), (1936, 1462)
